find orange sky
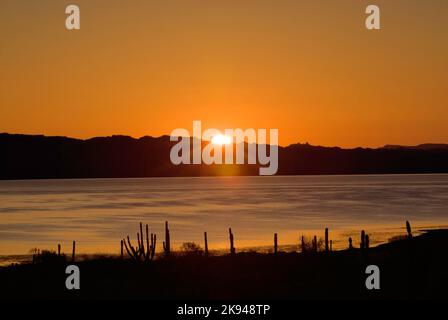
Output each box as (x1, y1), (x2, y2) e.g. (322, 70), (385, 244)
(0, 0), (447, 147)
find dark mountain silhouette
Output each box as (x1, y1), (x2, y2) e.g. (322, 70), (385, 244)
(1, 133), (448, 179)
(381, 143), (448, 150)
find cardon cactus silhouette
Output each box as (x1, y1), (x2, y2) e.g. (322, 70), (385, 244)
(325, 228), (329, 252)
(348, 237), (353, 249)
(123, 222), (157, 262)
(72, 241), (76, 262)
(274, 233), (278, 254)
(406, 221), (413, 239)
(229, 228), (235, 254)
(163, 221), (171, 256)
(204, 232), (209, 257)
(360, 230), (366, 249)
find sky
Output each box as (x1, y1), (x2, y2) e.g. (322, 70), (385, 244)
(0, 0), (447, 147)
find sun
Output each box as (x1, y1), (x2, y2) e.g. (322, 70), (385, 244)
(211, 134), (232, 145)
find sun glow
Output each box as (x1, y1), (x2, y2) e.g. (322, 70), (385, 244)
(211, 134), (232, 145)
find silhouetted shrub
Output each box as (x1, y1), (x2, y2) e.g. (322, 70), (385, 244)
(33, 249), (66, 264)
(388, 235), (408, 243)
(301, 236), (324, 252)
(180, 242), (203, 255)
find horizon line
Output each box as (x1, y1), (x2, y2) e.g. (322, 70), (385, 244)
(1, 131), (448, 150)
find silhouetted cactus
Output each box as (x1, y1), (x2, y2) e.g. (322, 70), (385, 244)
(58, 244), (61, 256)
(124, 235), (137, 259)
(360, 230), (365, 249)
(123, 222), (157, 262)
(301, 235), (305, 253)
(325, 228), (329, 252)
(136, 232), (142, 258)
(313, 235), (317, 252)
(139, 222), (145, 254)
(163, 221), (171, 256)
(151, 234), (157, 260)
(204, 232), (209, 257)
(349, 237), (353, 249)
(406, 220), (413, 239)
(274, 233), (278, 254)
(72, 241), (76, 262)
(146, 224), (157, 261)
(229, 228), (235, 254)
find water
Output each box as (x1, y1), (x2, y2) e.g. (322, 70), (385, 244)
(0, 174), (447, 258)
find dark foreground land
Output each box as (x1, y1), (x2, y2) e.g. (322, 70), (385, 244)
(1, 230), (447, 300)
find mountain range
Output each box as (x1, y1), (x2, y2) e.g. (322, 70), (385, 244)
(1, 133), (447, 179)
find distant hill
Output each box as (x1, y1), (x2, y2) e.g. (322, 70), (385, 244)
(381, 143), (448, 150)
(1, 133), (448, 179)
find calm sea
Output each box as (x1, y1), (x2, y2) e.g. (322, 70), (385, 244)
(1, 174), (447, 260)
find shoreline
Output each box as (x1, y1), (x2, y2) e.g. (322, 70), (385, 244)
(1, 228), (447, 299)
(2, 172), (448, 182)
(0, 225), (448, 268)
